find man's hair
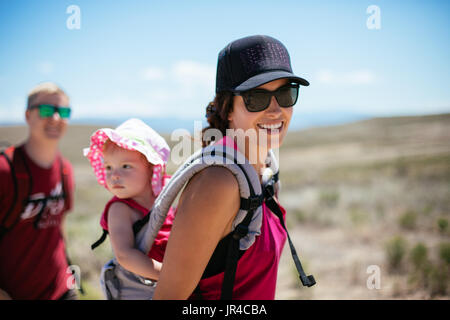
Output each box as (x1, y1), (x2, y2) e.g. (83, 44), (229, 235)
(27, 82), (69, 109)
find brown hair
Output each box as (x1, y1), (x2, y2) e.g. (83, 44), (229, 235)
(201, 91), (234, 147)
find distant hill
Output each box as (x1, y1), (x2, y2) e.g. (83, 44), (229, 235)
(0, 110), (374, 134)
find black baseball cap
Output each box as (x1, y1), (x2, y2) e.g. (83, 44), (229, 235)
(215, 35), (309, 93)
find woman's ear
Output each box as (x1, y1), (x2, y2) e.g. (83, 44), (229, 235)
(227, 99), (234, 122)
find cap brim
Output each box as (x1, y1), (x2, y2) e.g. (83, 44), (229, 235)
(233, 70), (309, 92)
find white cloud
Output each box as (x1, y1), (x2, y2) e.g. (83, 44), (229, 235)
(316, 69), (375, 85)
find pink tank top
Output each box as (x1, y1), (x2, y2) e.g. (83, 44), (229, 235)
(100, 196), (175, 262)
(195, 136), (288, 299)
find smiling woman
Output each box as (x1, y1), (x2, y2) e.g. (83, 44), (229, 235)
(153, 35), (312, 300)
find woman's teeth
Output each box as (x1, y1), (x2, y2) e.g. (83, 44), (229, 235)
(257, 122), (283, 130)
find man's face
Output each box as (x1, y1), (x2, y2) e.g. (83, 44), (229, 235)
(26, 93), (70, 142)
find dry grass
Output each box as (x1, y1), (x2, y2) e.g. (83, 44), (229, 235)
(276, 113), (450, 299)
(1, 113), (449, 299)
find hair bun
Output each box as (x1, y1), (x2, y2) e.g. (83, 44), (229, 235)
(205, 102), (217, 118)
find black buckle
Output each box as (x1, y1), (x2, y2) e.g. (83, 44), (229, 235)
(263, 181), (275, 199)
(300, 274), (316, 287)
(248, 195), (263, 211)
(240, 195), (263, 211)
(233, 224), (249, 240)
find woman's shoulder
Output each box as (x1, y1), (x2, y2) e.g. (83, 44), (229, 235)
(178, 166), (240, 230)
(189, 166), (240, 198)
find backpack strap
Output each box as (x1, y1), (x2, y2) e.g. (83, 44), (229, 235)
(91, 209), (151, 250)
(91, 229), (109, 250)
(0, 146), (33, 241)
(60, 156), (72, 211)
(263, 179), (316, 287)
(220, 163), (263, 300)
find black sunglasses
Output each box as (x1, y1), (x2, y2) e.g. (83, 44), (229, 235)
(234, 83), (300, 112)
(28, 104), (71, 119)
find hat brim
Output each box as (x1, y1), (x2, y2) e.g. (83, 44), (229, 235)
(233, 70), (309, 92)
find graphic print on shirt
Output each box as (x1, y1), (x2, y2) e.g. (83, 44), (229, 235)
(20, 182), (65, 229)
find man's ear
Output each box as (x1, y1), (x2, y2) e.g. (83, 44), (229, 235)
(25, 108), (34, 125)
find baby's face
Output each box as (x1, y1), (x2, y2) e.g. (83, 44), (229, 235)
(103, 147), (152, 199)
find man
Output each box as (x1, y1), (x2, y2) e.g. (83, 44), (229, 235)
(0, 82), (76, 300)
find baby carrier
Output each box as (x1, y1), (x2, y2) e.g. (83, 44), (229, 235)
(94, 143), (315, 299)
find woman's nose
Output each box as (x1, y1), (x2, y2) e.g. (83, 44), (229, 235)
(265, 96), (282, 116)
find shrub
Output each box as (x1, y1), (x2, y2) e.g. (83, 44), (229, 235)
(438, 242), (450, 265)
(428, 265), (449, 296)
(385, 235), (408, 272)
(409, 243), (428, 271)
(437, 218), (448, 234)
(398, 210), (417, 230)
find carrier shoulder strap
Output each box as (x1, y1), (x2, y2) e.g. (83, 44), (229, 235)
(220, 161), (262, 300)
(0, 146), (33, 240)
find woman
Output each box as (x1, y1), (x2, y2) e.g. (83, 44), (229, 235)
(153, 35), (310, 300)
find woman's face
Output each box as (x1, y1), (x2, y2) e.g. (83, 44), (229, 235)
(228, 78), (293, 152)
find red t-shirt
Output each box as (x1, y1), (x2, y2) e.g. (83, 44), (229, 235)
(0, 145), (74, 300)
(99, 196), (175, 262)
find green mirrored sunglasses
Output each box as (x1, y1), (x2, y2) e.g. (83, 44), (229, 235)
(29, 104), (71, 119)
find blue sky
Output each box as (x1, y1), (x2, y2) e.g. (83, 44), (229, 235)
(1, 0), (449, 127)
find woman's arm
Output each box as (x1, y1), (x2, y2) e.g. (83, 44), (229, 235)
(108, 202), (161, 280)
(153, 166), (240, 299)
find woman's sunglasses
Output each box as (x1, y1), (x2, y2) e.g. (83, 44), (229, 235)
(234, 83), (300, 112)
(29, 104), (71, 119)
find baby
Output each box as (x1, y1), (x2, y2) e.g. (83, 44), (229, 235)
(84, 118), (172, 299)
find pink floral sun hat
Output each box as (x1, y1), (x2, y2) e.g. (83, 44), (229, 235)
(83, 118), (171, 197)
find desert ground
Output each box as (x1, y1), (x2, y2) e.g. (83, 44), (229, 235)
(1, 113), (449, 299)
